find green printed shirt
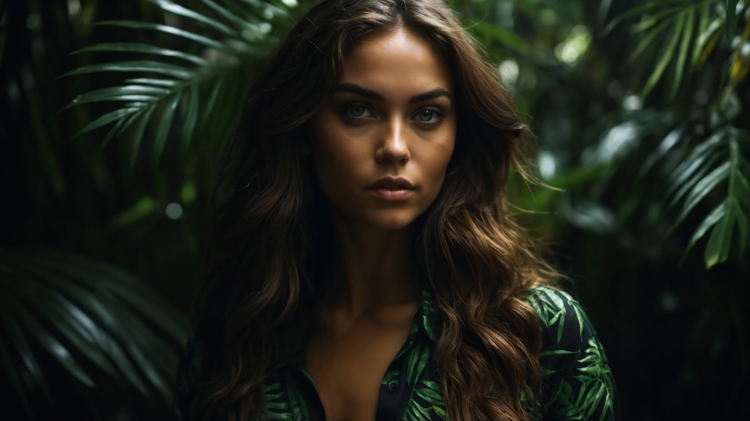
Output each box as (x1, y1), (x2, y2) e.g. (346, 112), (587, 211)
(262, 286), (616, 421)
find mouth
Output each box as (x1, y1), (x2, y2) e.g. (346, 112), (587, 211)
(368, 177), (415, 190)
(367, 177), (415, 201)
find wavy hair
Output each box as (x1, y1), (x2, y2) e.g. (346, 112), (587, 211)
(183, 0), (557, 420)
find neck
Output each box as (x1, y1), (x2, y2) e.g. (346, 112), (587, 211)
(329, 214), (419, 315)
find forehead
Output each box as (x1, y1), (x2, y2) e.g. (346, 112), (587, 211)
(339, 28), (453, 95)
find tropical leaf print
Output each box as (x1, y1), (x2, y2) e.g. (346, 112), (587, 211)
(569, 338), (616, 420)
(263, 370), (310, 421)
(524, 286), (616, 421)
(403, 341), (447, 421)
(525, 286), (585, 344)
(404, 379), (447, 421)
(263, 381), (291, 420)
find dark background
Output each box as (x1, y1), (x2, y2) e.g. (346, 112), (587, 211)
(1, 0), (749, 419)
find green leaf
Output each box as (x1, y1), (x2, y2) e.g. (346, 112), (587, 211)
(674, 161), (731, 226)
(432, 405), (447, 418)
(416, 387), (443, 401)
(0, 331), (33, 413)
(725, 0), (738, 41)
(693, 14), (723, 64)
(670, 10), (694, 98)
(705, 204), (734, 268)
(630, 5), (684, 34)
(100, 116), (129, 148)
(685, 201), (727, 255)
(149, 0), (239, 39)
(64, 85), (168, 110)
(405, 342), (424, 384)
(201, 0), (268, 36)
(71, 108), (140, 140)
(58, 297), (150, 395)
(667, 155), (721, 209)
(604, 0), (690, 35)
(101, 108), (143, 148)
(62, 60), (195, 80)
(12, 303), (96, 388)
(96, 21), (239, 56)
(181, 83), (199, 157)
(202, 75), (224, 124)
(27, 292), (124, 383)
(566, 299), (586, 340)
(628, 17), (676, 64)
(154, 90), (182, 165)
(3, 256), (179, 397)
(125, 78), (181, 88)
(540, 349), (578, 356)
(2, 317), (53, 402)
(131, 105), (157, 167)
(29, 252), (188, 339)
(71, 43), (208, 66)
(422, 380), (441, 392)
(642, 12), (686, 98)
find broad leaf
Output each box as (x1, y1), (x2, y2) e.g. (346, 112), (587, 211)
(0, 248), (189, 412)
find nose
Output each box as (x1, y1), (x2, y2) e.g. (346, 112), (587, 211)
(375, 117), (410, 165)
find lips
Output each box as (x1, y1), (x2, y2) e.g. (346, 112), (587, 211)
(368, 177), (415, 190)
(368, 177), (415, 201)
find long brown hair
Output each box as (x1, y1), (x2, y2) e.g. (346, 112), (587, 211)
(184, 0), (557, 419)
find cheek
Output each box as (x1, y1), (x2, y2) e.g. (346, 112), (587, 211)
(312, 117), (367, 199)
(419, 128), (456, 198)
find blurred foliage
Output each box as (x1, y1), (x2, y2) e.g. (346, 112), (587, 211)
(0, 0), (748, 419)
(0, 249), (188, 414)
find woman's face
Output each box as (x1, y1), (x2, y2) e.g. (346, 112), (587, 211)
(313, 27), (456, 231)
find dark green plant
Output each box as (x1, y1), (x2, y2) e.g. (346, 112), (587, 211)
(0, 249), (189, 415)
(604, 0), (750, 267)
(1, 1), (301, 417)
(63, 0), (299, 167)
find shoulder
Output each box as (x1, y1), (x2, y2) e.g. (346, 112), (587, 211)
(522, 285), (588, 349)
(521, 285), (617, 420)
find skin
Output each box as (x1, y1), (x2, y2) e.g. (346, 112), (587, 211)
(307, 27), (456, 421)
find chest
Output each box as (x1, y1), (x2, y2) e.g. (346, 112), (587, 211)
(305, 316), (413, 421)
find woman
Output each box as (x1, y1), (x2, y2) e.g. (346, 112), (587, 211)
(178, 0), (616, 420)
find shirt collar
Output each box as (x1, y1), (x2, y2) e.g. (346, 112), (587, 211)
(393, 287), (437, 359)
(419, 287), (437, 340)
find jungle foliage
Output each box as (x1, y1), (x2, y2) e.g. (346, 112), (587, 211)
(0, 0), (748, 419)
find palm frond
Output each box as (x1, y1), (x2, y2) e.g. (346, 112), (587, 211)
(659, 127), (750, 267)
(63, 0), (298, 166)
(0, 248), (189, 414)
(610, 0), (747, 99)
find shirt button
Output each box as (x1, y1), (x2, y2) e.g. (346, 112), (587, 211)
(387, 380), (398, 392)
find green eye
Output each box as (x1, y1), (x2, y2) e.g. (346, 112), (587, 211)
(348, 105), (367, 118)
(417, 109), (436, 122)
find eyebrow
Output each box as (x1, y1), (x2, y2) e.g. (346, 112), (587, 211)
(410, 88), (452, 103)
(333, 83), (452, 103)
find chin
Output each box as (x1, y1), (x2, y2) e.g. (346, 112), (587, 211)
(363, 210), (421, 231)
